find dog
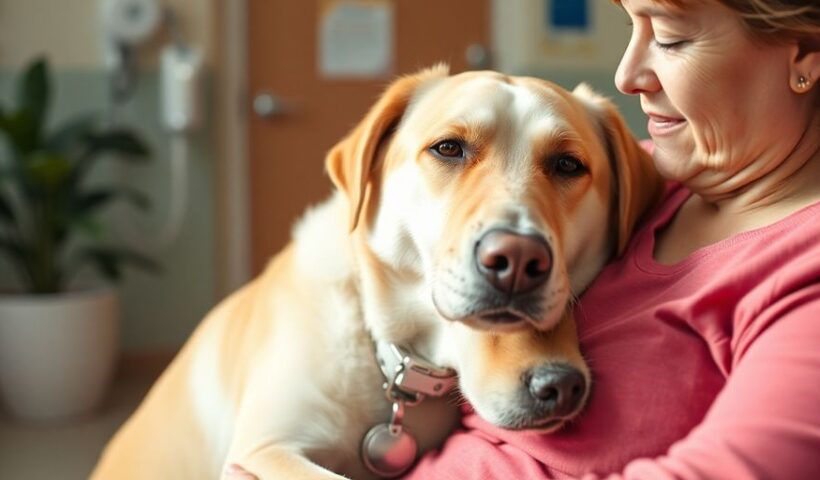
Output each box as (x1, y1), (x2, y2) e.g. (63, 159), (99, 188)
(91, 66), (661, 479)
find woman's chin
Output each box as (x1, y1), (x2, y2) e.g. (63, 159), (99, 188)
(649, 142), (698, 183)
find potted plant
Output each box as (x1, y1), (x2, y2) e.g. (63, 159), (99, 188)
(0, 57), (157, 422)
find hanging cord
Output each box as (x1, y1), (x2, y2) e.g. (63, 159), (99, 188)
(113, 132), (190, 252)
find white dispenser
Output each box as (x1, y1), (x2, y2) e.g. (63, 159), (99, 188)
(160, 44), (204, 133)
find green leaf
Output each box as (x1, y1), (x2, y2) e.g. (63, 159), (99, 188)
(72, 187), (151, 215)
(0, 236), (27, 259)
(84, 130), (150, 157)
(0, 110), (38, 154)
(18, 57), (50, 131)
(113, 247), (161, 274)
(88, 249), (121, 281)
(24, 151), (72, 190)
(46, 113), (98, 153)
(0, 236), (33, 285)
(69, 216), (103, 238)
(78, 246), (160, 282)
(0, 190), (16, 223)
(72, 130), (152, 185)
(0, 57), (157, 294)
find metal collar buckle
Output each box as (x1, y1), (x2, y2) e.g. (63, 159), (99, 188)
(375, 342), (458, 403)
(361, 341), (458, 478)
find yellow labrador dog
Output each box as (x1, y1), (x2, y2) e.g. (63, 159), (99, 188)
(92, 66), (660, 480)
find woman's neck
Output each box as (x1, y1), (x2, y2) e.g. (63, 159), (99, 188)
(653, 114), (820, 265)
(691, 113), (820, 217)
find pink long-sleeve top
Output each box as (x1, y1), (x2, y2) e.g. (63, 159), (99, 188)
(404, 182), (820, 479)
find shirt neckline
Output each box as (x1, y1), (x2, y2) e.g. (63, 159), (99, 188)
(634, 186), (820, 275)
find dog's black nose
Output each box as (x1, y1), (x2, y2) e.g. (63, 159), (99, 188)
(475, 229), (552, 295)
(525, 363), (587, 417)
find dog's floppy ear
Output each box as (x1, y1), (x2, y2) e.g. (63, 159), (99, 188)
(326, 64), (449, 231)
(573, 83), (664, 255)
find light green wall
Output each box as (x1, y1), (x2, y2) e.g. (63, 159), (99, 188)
(0, 67), (216, 351)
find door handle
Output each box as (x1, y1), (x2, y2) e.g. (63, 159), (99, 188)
(465, 43), (492, 70)
(252, 91), (294, 119)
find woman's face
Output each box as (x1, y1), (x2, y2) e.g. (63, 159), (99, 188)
(615, 0), (808, 191)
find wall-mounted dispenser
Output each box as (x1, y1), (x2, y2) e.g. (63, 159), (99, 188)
(100, 0), (203, 251)
(160, 43), (204, 133)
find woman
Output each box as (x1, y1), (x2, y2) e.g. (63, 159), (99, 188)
(400, 0), (820, 478)
(229, 0), (819, 478)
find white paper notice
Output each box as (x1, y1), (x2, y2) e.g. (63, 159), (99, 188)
(319, 0), (394, 79)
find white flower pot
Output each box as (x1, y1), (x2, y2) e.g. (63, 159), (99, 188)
(0, 288), (119, 422)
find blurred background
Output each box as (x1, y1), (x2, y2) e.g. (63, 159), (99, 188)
(0, 0), (640, 478)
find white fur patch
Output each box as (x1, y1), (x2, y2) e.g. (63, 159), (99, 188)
(189, 323), (235, 470)
(292, 192), (354, 280)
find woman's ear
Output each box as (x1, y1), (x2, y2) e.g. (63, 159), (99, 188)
(325, 64), (448, 231)
(789, 38), (820, 94)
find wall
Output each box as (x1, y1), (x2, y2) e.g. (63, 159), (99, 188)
(493, 0), (646, 137)
(0, 0), (213, 69)
(0, 0), (217, 352)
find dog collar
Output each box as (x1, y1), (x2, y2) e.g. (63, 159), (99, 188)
(374, 341), (457, 402)
(361, 341), (457, 478)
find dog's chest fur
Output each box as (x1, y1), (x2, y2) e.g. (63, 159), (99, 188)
(195, 194), (459, 478)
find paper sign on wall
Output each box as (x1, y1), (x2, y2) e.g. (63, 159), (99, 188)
(318, 0), (394, 79)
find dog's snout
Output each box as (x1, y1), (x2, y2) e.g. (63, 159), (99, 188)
(475, 229), (552, 295)
(525, 364), (586, 417)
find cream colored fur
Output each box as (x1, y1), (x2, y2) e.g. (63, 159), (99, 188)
(91, 67), (661, 480)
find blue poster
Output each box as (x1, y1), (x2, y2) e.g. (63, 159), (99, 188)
(548, 0), (589, 31)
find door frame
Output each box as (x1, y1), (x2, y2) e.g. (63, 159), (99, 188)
(214, 0), (252, 297)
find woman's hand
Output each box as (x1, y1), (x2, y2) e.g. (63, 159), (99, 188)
(224, 463), (259, 480)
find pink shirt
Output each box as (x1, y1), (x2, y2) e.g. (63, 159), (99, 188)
(405, 183), (820, 479)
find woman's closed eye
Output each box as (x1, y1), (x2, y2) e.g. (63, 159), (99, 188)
(652, 39), (688, 51)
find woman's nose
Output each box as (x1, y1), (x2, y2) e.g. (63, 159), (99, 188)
(615, 38), (660, 95)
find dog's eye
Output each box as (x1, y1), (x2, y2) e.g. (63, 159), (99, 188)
(549, 154), (587, 177)
(431, 140), (465, 159)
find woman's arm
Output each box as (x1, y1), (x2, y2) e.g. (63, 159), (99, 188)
(588, 285), (820, 479)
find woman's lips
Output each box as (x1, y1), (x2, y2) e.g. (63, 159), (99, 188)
(647, 114), (685, 136)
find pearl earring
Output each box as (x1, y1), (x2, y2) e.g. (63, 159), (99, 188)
(797, 75), (810, 89)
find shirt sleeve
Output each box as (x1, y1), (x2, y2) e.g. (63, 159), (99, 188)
(405, 286), (820, 480)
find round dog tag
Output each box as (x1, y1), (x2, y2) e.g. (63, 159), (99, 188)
(361, 423), (418, 478)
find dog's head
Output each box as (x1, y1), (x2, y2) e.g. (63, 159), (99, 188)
(327, 66), (661, 430)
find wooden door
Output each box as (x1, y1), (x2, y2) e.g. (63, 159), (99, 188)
(247, 0), (490, 274)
